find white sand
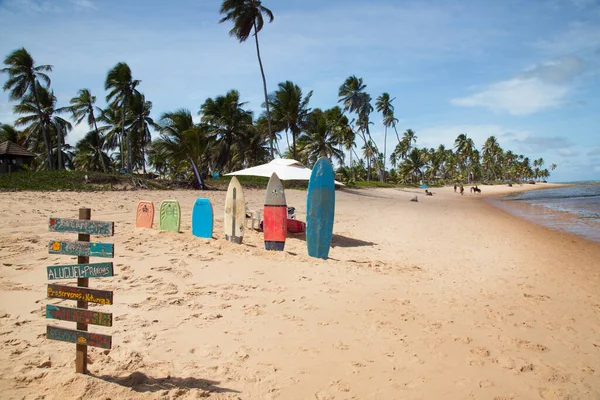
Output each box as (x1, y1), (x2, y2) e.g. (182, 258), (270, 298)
(0, 184), (599, 399)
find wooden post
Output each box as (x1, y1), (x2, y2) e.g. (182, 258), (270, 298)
(76, 208), (91, 374)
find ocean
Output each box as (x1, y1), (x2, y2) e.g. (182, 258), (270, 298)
(489, 182), (600, 243)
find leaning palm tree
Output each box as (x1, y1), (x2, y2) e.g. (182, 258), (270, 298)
(219, 0), (275, 158)
(268, 80), (312, 160)
(2, 48), (54, 168)
(69, 89), (106, 171)
(454, 133), (475, 183)
(105, 62), (140, 171)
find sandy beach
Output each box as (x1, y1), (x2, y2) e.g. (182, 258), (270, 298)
(0, 183), (599, 399)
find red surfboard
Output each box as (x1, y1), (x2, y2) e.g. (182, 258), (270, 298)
(263, 173), (287, 251)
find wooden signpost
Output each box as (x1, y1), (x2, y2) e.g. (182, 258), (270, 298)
(45, 208), (115, 374)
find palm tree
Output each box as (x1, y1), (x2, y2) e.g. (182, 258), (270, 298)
(127, 93), (158, 174)
(74, 130), (111, 172)
(454, 133), (475, 183)
(219, 0), (275, 158)
(69, 89), (106, 171)
(199, 89), (253, 172)
(105, 62), (140, 171)
(2, 48), (54, 169)
(13, 86), (71, 170)
(268, 80), (312, 160)
(375, 93), (395, 182)
(298, 108), (344, 166)
(399, 148), (426, 184)
(0, 123), (26, 145)
(153, 109), (212, 188)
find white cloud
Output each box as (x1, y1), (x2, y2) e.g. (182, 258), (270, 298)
(450, 77), (569, 115)
(587, 147), (600, 156)
(450, 56), (590, 115)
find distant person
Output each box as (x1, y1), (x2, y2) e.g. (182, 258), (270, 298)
(460, 185), (464, 195)
(425, 190), (433, 196)
(454, 184), (457, 193)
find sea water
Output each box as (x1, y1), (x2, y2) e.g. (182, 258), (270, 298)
(489, 182), (600, 243)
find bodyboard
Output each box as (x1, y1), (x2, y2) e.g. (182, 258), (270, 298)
(159, 200), (180, 232)
(136, 201), (154, 228)
(192, 198), (213, 238)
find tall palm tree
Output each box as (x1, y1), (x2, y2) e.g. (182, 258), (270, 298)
(13, 86), (71, 170)
(69, 89), (106, 171)
(375, 92), (395, 181)
(219, 0), (275, 158)
(127, 93), (158, 174)
(2, 48), (54, 169)
(105, 62), (140, 171)
(268, 80), (312, 160)
(199, 89), (254, 172)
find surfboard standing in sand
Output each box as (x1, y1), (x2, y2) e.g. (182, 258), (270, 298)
(306, 157), (335, 259)
(263, 173), (287, 251)
(224, 177), (245, 244)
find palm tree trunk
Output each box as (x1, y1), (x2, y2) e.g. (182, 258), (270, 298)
(392, 123), (401, 143)
(121, 101), (126, 170)
(31, 81), (54, 170)
(382, 125), (387, 182)
(57, 126), (62, 170)
(253, 21), (273, 160)
(189, 157), (204, 190)
(91, 115), (107, 173)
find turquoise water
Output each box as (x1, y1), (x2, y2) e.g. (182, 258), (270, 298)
(490, 182), (600, 243)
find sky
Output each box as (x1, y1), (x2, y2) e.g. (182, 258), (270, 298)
(0, 0), (599, 182)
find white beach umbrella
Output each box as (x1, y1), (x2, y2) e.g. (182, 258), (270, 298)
(225, 158), (344, 186)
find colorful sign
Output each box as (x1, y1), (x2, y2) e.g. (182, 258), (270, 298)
(48, 240), (114, 258)
(46, 262), (114, 280)
(46, 325), (112, 349)
(46, 305), (112, 327)
(49, 218), (114, 236)
(47, 284), (113, 305)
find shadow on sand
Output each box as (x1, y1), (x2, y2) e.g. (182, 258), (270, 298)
(91, 371), (240, 394)
(287, 232), (374, 248)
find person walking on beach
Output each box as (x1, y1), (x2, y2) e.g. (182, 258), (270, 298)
(454, 184), (457, 193)
(460, 184), (464, 195)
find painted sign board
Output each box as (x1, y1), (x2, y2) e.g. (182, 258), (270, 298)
(49, 218), (114, 236)
(46, 262), (113, 280)
(46, 325), (112, 349)
(47, 284), (113, 305)
(46, 305), (112, 327)
(48, 241), (114, 258)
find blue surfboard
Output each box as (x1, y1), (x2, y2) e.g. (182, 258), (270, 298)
(306, 157), (335, 259)
(192, 198), (213, 238)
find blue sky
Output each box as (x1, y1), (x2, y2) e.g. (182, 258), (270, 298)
(1, 0), (599, 182)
